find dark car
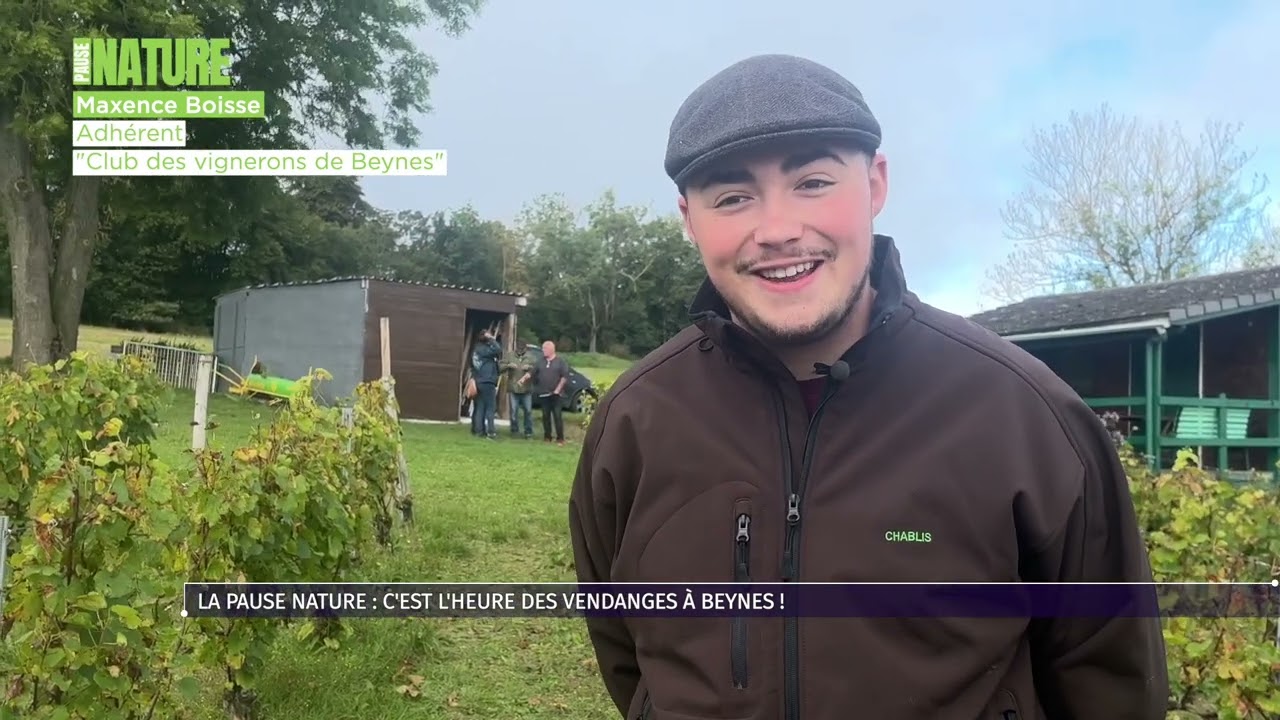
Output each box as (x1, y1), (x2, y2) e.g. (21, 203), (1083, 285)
(524, 344), (597, 413)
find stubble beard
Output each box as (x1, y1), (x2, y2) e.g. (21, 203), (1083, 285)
(728, 257), (873, 349)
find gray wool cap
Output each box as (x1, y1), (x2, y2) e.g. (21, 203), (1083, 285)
(664, 54), (882, 189)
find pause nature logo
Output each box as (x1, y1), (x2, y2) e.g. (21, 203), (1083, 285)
(73, 38), (233, 87)
(69, 37), (448, 177)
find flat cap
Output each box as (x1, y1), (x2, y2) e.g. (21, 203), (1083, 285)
(664, 54), (882, 189)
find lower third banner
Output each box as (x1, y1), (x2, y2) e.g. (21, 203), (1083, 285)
(180, 582), (1280, 619)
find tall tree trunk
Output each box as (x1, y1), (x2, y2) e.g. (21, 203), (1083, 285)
(587, 292), (598, 354)
(52, 176), (102, 355)
(0, 104), (56, 370)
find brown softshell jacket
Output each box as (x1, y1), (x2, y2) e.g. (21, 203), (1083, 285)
(568, 236), (1168, 720)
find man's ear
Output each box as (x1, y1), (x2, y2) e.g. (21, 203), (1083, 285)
(867, 151), (889, 218)
(678, 194), (696, 246)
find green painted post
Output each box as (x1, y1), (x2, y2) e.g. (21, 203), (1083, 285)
(1153, 337), (1163, 470)
(1145, 338), (1157, 467)
(1271, 307), (1279, 474)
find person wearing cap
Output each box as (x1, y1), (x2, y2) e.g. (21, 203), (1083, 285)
(568, 54), (1168, 719)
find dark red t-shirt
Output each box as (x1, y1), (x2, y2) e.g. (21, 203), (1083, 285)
(797, 378), (827, 418)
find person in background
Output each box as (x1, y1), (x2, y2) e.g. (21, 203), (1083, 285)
(501, 343), (536, 439)
(471, 329), (502, 439)
(466, 382), (479, 436)
(523, 340), (570, 446)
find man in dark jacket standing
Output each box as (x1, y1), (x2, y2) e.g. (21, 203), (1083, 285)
(568, 54), (1168, 720)
(471, 329), (501, 439)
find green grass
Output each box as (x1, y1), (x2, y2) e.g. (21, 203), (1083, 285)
(150, 390), (614, 719)
(561, 352), (632, 387)
(0, 316), (211, 360)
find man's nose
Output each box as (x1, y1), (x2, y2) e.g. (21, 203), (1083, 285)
(751, 195), (803, 246)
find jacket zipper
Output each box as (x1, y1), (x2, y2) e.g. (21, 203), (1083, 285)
(998, 689), (1021, 720)
(769, 388), (800, 720)
(776, 312), (895, 720)
(781, 384), (838, 720)
(731, 502), (752, 689)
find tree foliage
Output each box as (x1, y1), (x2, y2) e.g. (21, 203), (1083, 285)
(986, 105), (1271, 303)
(0, 184), (707, 359)
(0, 0), (484, 370)
(1239, 215), (1280, 270)
(0, 0), (706, 364)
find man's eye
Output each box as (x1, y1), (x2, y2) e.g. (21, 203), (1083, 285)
(715, 195), (748, 208)
(798, 179), (832, 190)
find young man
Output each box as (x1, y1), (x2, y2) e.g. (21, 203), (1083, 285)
(569, 54), (1168, 720)
(502, 344), (536, 439)
(470, 330), (502, 439)
(524, 340), (570, 445)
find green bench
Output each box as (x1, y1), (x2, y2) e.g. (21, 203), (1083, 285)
(1172, 406), (1250, 441)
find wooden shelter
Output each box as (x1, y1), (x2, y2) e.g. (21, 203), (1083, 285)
(212, 277), (528, 422)
(970, 265), (1280, 476)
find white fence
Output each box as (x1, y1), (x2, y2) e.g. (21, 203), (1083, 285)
(122, 341), (218, 392)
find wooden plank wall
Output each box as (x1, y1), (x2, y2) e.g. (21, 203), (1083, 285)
(363, 281), (520, 421)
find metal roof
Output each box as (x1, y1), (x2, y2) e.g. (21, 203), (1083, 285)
(969, 264), (1280, 336)
(216, 276), (525, 299)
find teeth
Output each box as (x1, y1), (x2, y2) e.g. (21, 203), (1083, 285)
(759, 262), (816, 279)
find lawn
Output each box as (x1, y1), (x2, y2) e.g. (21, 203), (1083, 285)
(558, 352), (631, 387)
(0, 316), (211, 359)
(152, 389), (616, 719)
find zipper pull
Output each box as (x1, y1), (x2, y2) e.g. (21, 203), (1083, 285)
(736, 514), (750, 541)
(786, 494), (800, 523)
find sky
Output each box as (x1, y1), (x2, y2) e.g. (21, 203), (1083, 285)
(352, 0), (1280, 318)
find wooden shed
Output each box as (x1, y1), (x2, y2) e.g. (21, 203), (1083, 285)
(212, 277), (528, 421)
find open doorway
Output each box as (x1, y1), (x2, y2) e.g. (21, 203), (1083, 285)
(458, 309), (515, 422)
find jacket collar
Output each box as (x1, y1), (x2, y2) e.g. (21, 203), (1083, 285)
(689, 234), (912, 374)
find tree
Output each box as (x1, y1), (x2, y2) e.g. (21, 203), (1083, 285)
(516, 190), (690, 355)
(1239, 213), (1280, 269)
(0, 0), (484, 371)
(984, 104), (1271, 303)
(389, 206), (508, 290)
(0, 0), (195, 369)
(514, 193), (581, 344)
(629, 215), (704, 349)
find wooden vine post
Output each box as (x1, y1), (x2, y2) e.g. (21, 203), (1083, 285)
(379, 317), (413, 523)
